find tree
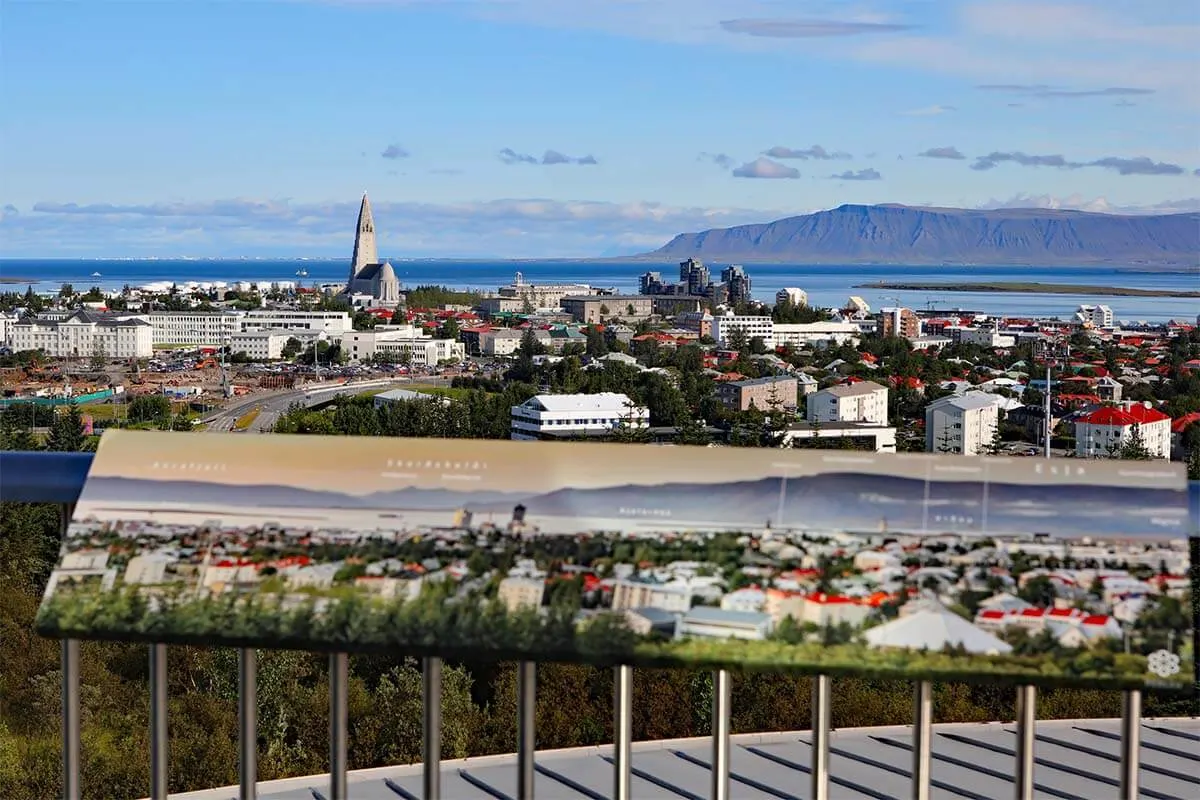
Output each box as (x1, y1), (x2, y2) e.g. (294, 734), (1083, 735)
(128, 394), (173, 424)
(726, 326), (748, 354)
(58, 283), (75, 298)
(1112, 425), (1154, 460)
(45, 405), (86, 452)
(352, 311), (378, 331)
(438, 316), (461, 341)
(89, 343), (108, 372)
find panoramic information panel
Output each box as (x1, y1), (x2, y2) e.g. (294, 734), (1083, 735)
(38, 429), (1192, 690)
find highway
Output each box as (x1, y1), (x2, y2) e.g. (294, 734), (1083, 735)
(202, 377), (452, 434)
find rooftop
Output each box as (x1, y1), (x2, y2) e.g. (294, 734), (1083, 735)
(818, 380), (887, 397)
(169, 717), (1199, 800)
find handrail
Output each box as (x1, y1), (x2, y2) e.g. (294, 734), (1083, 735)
(3, 449), (1195, 800)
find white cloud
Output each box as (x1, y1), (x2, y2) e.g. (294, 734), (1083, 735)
(732, 157), (801, 179)
(975, 193), (1200, 214)
(1, 196), (785, 258)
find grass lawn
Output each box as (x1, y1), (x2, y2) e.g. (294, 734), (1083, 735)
(233, 407), (261, 430)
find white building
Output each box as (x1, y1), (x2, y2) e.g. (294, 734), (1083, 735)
(7, 310), (154, 359)
(711, 314), (774, 349)
(139, 311), (243, 347)
(0, 311), (17, 346)
(241, 309), (352, 335)
(806, 381), (889, 426)
(510, 392), (648, 441)
(229, 330), (290, 361)
(498, 272), (594, 309)
(1075, 304), (1114, 328)
(925, 393), (1000, 455)
(610, 580), (692, 613)
(956, 326), (1016, 349)
(1075, 402), (1171, 459)
(773, 321), (861, 348)
(775, 287), (808, 307)
(340, 327), (464, 366)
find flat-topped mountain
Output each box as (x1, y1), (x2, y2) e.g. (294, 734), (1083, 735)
(645, 204), (1200, 266)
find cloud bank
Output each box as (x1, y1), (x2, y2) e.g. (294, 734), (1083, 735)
(970, 151), (1188, 175)
(380, 144), (410, 159)
(499, 148), (598, 166)
(765, 145), (852, 160)
(919, 146), (966, 160)
(732, 157), (800, 179)
(830, 168), (882, 181)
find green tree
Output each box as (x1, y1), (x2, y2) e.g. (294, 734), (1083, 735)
(45, 405), (86, 452)
(1112, 426), (1154, 460)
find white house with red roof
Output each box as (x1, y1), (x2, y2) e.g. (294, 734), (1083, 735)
(1074, 401), (1171, 459)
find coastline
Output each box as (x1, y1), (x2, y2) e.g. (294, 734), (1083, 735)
(854, 280), (1200, 298)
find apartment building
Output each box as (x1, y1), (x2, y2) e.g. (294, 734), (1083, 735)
(241, 309), (352, 334)
(675, 311), (714, 339)
(7, 310), (154, 359)
(1075, 402), (1171, 459)
(140, 311), (243, 346)
(773, 321), (860, 348)
(229, 330), (290, 361)
(776, 287), (808, 307)
(716, 375), (799, 411)
(510, 392), (648, 440)
(1075, 304), (1115, 328)
(880, 307), (921, 340)
(610, 580), (693, 613)
(711, 314), (774, 349)
(561, 295), (654, 324)
(806, 381), (889, 426)
(497, 577), (545, 612)
(954, 326), (1017, 348)
(925, 393), (1001, 455)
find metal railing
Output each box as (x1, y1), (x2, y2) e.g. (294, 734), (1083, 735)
(0, 451), (1177, 800)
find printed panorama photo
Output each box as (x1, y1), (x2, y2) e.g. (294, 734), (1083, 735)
(37, 429), (1193, 691)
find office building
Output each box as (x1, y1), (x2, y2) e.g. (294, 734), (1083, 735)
(510, 392), (648, 440)
(7, 310), (153, 359)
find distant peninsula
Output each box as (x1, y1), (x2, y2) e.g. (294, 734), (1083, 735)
(644, 204), (1200, 267)
(855, 281), (1200, 298)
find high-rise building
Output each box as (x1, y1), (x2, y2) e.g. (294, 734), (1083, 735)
(639, 271), (664, 294)
(776, 288), (808, 307)
(880, 307), (921, 339)
(679, 258), (711, 296)
(721, 265), (752, 305)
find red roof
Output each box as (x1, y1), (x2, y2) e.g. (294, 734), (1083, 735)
(979, 609), (1006, 619)
(1047, 608), (1077, 617)
(1080, 614), (1112, 626)
(1079, 404), (1170, 426)
(1172, 412), (1200, 434)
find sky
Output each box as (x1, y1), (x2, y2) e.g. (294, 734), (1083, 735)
(2, 0), (1198, 258)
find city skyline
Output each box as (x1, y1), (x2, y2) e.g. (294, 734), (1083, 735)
(2, 0), (1199, 257)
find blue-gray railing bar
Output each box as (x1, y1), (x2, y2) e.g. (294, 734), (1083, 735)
(710, 669), (732, 800)
(61, 638), (80, 800)
(239, 649), (258, 800)
(329, 653), (349, 800)
(0, 451), (92, 504)
(1120, 690), (1142, 800)
(810, 674), (832, 800)
(912, 680), (933, 800)
(422, 656), (441, 800)
(150, 644), (169, 799)
(517, 661), (537, 800)
(612, 665), (633, 800)
(1014, 685), (1037, 800)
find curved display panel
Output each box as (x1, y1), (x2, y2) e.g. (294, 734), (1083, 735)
(37, 430), (1192, 691)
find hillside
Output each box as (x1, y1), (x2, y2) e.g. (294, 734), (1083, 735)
(645, 204), (1200, 266)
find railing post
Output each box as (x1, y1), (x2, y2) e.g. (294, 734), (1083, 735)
(1013, 685), (1036, 800)
(329, 653), (348, 800)
(1119, 689), (1141, 800)
(239, 649), (257, 800)
(61, 638), (80, 800)
(613, 665), (633, 800)
(517, 661), (537, 800)
(422, 656), (441, 800)
(810, 675), (832, 800)
(710, 669), (732, 800)
(149, 644), (169, 800)
(912, 681), (933, 800)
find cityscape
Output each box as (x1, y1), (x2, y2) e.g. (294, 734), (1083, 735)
(2, 1), (1199, 797)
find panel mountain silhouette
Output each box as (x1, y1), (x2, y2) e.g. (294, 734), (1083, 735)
(645, 204), (1200, 266)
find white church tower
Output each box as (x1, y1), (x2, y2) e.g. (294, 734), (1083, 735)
(348, 193), (378, 286)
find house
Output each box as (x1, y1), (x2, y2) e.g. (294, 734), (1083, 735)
(866, 606), (1012, 655)
(720, 586), (767, 613)
(676, 607), (773, 641)
(510, 392), (648, 441)
(924, 393), (1001, 455)
(610, 579), (693, 613)
(1095, 376), (1123, 402)
(622, 607), (680, 637)
(806, 381), (889, 426)
(1074, 402), (1171, 459)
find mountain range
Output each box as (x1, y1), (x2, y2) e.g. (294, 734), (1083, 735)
(644, 204), (1200, 266)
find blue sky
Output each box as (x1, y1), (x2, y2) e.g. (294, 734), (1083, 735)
(2, 0), (1198, 257)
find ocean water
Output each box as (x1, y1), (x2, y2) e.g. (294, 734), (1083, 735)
(2, 258), (1197, 323)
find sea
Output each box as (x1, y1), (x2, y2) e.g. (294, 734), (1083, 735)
(2, 258), (1197, 323)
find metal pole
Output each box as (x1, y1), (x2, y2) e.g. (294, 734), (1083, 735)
(61, 639), (81, 800)
(1043, 361), (1051, 459)
(810, 675), (832, 800)
(613, 665), (633, 800)
(711, 669), (732, 800)
(329, 653), (348, 800)
(1119, 689), (1142, 800)
(912, 681), (933, 800)
(1013, 685), (1036, 800)
(149, 644), (169, 800)
(517, 661), (537, 800)
(238, 649), (257, 800)
(422, 657), (442, 800)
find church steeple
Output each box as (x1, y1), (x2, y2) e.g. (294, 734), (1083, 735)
(349, 192), (378, 282)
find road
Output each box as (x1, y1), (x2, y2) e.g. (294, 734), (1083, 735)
(201, 377), (453, 434)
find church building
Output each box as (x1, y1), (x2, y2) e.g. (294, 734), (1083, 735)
(341, 193), (402, 308)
